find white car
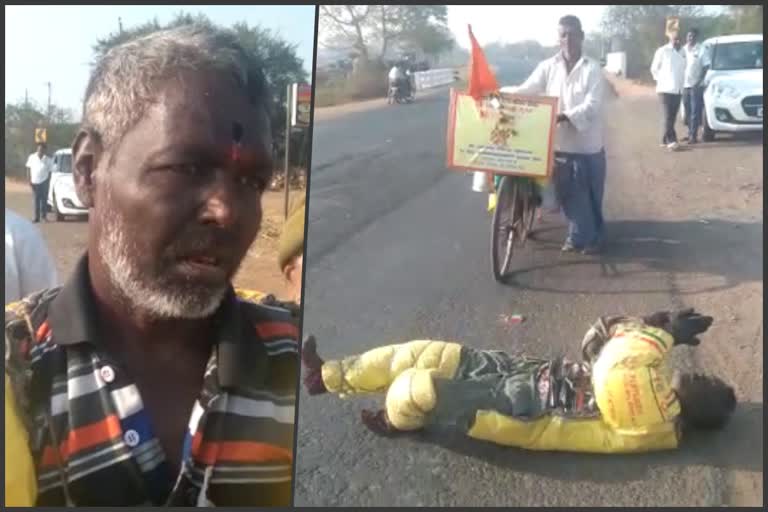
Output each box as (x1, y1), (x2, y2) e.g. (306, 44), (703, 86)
(700, 34), (763, 142)
(47, 148), (88, 220)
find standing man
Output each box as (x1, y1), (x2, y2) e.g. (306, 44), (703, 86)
(681, 28), (709, 144)
(651, 31), (685, 150)
(5, 25), (299, 506)
(501, 15), (606, 254)
(25, 143), (53, 222)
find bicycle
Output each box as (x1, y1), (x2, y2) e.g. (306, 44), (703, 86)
(490, 174), (541, 282)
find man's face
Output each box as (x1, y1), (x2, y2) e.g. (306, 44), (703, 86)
(670, 33), (682, 50)
(687, 31), (697, 46)
(558, 23), (584, 62)
(84, 71), (273, 318)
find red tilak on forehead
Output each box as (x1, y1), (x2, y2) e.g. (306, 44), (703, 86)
(231, 143), (242, 163)
(231, 121), (244, 162)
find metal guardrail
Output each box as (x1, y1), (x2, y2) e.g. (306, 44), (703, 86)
(412, 68), (460, 90)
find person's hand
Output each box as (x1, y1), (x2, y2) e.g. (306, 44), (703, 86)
(301, 335), (327, 395)
(645, 308), (713, 346)
(556, 113), (570, 124)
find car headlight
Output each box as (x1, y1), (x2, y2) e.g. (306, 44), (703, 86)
(711, 83), (740, 99)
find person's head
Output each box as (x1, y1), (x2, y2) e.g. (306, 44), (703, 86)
(558, 15), (584, 62)
(73, 24), (274, 319)
(277, 196), (305, 304)
(669, 31), (682, 50)
(36, 143), (46, 156)
(687, 28), (699, 46)
(673, 372), (736, 431)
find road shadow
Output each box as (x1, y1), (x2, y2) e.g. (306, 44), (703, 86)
(410, 401), (763, 483)
(504, 219), (762, 296)
(695, 131), (764, 148)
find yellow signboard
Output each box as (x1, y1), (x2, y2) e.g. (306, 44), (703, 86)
(34, 128), (47, 144)
(446, 89), (557, 178)
(666, 17), (680, 37)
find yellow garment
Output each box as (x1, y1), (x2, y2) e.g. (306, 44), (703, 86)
(234, 288), (268, 303)
(322, 325), (681, 453)
(468, 323), (680, 453)
(591, 324), (681, 431)
(468, 409), (678, 453)
(5, 374), (37, 506)
(321, 340), (462, 397)
(488, 193), (497, 213)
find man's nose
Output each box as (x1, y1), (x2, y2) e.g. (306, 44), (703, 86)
(199, 173), (240, 227)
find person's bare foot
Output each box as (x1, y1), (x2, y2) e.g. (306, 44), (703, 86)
(360, 409), (404, 437)
(301, 336), (327, 395)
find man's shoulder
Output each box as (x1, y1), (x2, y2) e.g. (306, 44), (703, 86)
(234, 288), (300, 333)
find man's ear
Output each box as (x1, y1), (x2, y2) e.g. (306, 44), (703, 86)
(72, 129), (104, 208)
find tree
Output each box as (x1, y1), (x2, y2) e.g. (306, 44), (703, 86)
(601, 5), (705, 79)
(5, 100), (78, 178)
(727, 5), (763, 34)
(319, 5), (451, 64)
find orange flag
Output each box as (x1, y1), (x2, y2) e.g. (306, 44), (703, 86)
(467, 24), (498, 100)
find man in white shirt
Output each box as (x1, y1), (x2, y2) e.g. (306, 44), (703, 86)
(500, 15), (606, 254)
(25, 143), (53, 222)
(5, 208), (59, 304)
(650, 32), (685, 149)
(682, 28), (710, 144)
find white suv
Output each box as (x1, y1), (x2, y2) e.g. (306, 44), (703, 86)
(47, 148), (88, 220)
(700, 34), (763, 142)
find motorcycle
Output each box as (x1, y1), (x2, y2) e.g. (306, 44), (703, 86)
(387, 80), (414, 105)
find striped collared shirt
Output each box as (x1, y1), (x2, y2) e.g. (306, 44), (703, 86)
(4, 256), (299, 506)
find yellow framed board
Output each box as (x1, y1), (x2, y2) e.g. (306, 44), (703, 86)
(446, 89), (558, 178)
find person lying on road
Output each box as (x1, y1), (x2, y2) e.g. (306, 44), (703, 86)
(301, 309), (735, 454)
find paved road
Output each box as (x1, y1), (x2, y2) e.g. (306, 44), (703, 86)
(296, 85), (763, 506)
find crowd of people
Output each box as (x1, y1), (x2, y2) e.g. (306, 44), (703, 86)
(651, 27), (710, 149)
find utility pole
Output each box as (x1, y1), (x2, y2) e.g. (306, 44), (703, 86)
(24, 88), (29, 108)
(118, 17), (123, 34)
(45, 81), (51, 122)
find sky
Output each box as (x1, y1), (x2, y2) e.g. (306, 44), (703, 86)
(447, 5), (607, 48)
(447, 5), (727, 48)
(4, 5), (317, 119)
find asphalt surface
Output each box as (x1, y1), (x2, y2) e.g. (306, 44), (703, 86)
(295, 84), (763, 506)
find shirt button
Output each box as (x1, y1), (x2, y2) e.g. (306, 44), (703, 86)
(124, 429), (140, 447)
(100, 365), (115, 383)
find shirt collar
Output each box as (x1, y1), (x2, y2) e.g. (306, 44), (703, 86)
(47, 253), (266, 389)
(556, 51), (586, 72)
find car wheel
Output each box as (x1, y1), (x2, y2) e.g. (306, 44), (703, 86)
(702, 109), (715, 142)
(53, 193), (65, 221)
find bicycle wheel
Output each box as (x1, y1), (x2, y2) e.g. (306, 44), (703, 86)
(491, 175), (519, 282)
(521, 180), (538, 243)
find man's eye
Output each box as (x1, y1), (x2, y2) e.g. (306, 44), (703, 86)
(239, 174), (268, 191)
(169, 164), (203, 176)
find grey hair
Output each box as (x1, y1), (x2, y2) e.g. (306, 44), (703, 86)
(82, 24), (272, 149)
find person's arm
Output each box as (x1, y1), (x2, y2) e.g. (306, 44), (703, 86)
(17, 223), (58, 297)
(25, 155), (32, 183)
(650, 47), (662, 82)
(467, 409), (680, 453)
(561, 64), (605, 132)
(500, 60), (548, 95)
(5, 373), (38, 506)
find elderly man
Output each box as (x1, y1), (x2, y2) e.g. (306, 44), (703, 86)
(4, 26), (299, 507)
(301, 309), (736, 454)
(501, 15), (606, 254)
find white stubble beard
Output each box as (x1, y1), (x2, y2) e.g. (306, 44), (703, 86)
(97, 185), (228, 319)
